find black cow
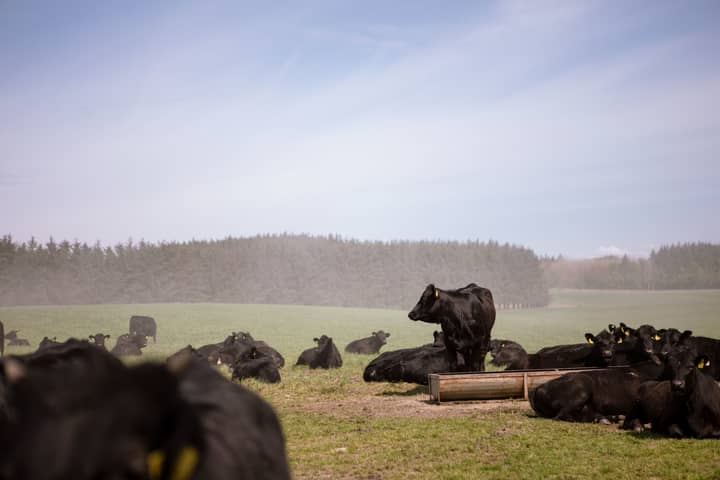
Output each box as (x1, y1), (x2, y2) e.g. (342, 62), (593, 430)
(37, 336), (60, 350)
(680, 335), (720, 380)
(489, 339), (523, 358)
(363, 332), (454, 385)
(216, 340), (281, 383)
(232, 332), (285, 369)
(88, 333), (111, 349)
(611, 323), (662, 366)
(529, 359), (666, 424)
(129, 315), (157, 343)
(0, 345), (206, 480)
(5, 330), (30, 347)
(408, 283), (496, 372)
(652, 328), (720, 380)
(195, 334), (236, 365)
(295, 335), (342, 369)
(171, 353), (291, 479)
(110, 333), (148, 356)
(622, 346), (720, 438)
(345, 331), (391, 354)
(2, 342), (290, 479)
(232, 355), (281, 384)
(491, 332), (618, 370)
(0, 320), (4, 357)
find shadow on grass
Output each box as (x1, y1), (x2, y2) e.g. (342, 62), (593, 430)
(377, 385), (428, 396)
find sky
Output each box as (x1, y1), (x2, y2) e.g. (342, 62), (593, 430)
(1, 0), (719, 259)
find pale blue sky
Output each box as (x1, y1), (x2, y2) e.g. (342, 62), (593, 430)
(1, 1), (719, 258)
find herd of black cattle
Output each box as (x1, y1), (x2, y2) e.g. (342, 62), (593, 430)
(0, 283), (718, 478)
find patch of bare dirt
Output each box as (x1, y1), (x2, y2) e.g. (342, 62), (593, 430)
(299, 393), (531, 418)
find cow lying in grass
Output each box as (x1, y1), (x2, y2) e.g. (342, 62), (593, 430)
(622, 345), (720, 438)
(345, 331), (390, 354)
(363, 331), (457, 385)
(295, 335), (342, 369)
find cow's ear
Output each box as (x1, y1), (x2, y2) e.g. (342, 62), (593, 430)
(679, 330), (693, 344)
(372, 331), (376, 335)
(386, 332), (390, 337)
(585, 333), (595, 344)
(3, 358), (26, 384)
(88, 335), (93, 340)
(696, 355), (710, 369)
(105, 334), (111, 339)
(653, 333), (661, 341)
(608, 324), (616, 332)
(313, 337), (319, 343)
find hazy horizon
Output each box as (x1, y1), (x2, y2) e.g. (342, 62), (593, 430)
(2, 1), (719, 259)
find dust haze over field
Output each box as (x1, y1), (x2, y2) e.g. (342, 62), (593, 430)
(2, 1), (720, 259)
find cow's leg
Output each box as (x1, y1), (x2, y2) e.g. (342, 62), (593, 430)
(444, 343), (459, 372)
(469, 347), (485, 372)
(553, 389), (590, 422)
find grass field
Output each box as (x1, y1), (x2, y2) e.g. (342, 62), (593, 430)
(1, 289), (720, 479)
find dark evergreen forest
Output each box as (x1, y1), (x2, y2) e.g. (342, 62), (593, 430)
(0, 234), (548, 308)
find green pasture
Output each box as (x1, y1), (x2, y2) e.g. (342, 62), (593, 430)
(1, 289), (719, 479)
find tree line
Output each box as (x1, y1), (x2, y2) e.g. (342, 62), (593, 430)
(542, 243), (720, 290)
(0, 234), (549, 308)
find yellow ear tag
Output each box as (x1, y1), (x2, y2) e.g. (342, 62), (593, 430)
(147, 450), (165, 480)
(653, 335), (661, 341)
(617, 337), (623, 344)
(587, 337), (594, 344)
(434, 289), (439, 298)
(147, 447), (199, 480)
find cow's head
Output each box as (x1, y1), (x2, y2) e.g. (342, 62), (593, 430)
(408, 284), (441, 323)
(372, 331), (390, 344)
(666, 345), (711, 394)
(88, 333), (111, 348)
(490, 343), (526, 368)
(584, 332), (616, 364)
(657, 328), (687, 358)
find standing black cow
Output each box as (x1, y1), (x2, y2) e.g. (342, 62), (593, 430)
(408, 283), (495, 372)
(295, 335), (342, 369)
(345, 331), (390, 354)
(129, 315), (157, 343)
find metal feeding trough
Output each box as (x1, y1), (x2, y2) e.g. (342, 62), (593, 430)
(428, 367), (607, 403)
